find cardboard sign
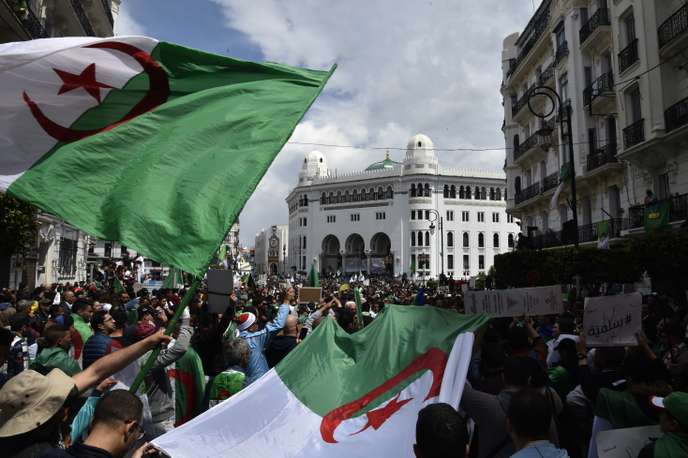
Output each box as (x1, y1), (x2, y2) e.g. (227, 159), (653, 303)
(464, 285), (563, 317)
(596, 425), (660, 458)
(299, 287), (322, 304)
(584, 293), (641, 347)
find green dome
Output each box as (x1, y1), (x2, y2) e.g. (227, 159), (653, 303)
(365, 152), (400, 171)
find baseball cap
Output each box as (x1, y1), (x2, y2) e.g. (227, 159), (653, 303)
(0, 369), (75, 437)
(652, 392), (688, 428)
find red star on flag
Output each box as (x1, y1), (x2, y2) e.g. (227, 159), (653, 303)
(53, 63), (112, 103)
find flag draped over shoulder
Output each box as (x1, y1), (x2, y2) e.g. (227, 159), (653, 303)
(169, 346), (206, 427)
(153, 306), (488, 457)
(0, 36), (334, 275)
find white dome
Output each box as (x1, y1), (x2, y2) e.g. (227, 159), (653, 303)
(404, 133), (437, 170)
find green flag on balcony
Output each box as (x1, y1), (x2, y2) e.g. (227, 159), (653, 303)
(550, 162), (573, 210)
(644, 200), (671, 231)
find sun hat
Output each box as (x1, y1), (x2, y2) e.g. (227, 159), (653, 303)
(0, 369), (75, 437)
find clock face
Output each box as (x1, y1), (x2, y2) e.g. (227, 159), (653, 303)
(270, 238), (278, 248)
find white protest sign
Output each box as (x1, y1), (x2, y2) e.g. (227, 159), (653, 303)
(596, 425), (660, 458)
(584, 293), (641, 347)
(464, 285), (563, 317)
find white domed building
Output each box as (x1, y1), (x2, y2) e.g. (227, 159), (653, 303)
(286, 134), (520, 279)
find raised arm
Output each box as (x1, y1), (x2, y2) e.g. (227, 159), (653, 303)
(72, 331), (171, 393)
(265, 302), (290, 334)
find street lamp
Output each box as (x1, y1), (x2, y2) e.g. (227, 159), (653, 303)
(527, 85), (579, 247)
(427, 209), (444, 276)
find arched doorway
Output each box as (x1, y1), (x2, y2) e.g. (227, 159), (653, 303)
(321, 235), (341, 275)
(269, 263), (278, 275)
(370, 232), (392, 276)
(344, 234), (365, 273)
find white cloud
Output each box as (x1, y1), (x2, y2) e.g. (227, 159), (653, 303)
(114, 3), (147, 36)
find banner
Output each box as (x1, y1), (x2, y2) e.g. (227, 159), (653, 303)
(583, 293), (641, 347)
(464, 285), (563, 317)
(299, 287), (322, 304)
(596, 425), (660, 458)
(644, 200), (670, 231)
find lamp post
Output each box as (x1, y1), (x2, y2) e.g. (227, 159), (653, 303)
(427, 209), (444, 277)
(527, 86), (579, 247)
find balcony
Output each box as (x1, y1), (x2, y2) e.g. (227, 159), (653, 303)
(514, 129), (553, 163)
(511, 85), (535, 119)
(554, 41), (569, 65)
(5, 1), (48, 38)
(583, 71), (615, 114)
(625, 193), (688, 230)
(515, 182), (541, 206)
(506, 0), (552, 82)
(586, 143), (620, 175)
(618, 38), (639, 74)
(623, 119), (645, 148)
(530, 219), (623, 249)
(541, 171), (559, 193)
(658, 3), (688, 52)
(538, 63), (555, 86)
(580, 8), (611, 52)
(665, 97), (688, 133)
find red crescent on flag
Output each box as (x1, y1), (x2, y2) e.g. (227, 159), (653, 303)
(22, 41), (170, 143)
(319, 347), (447, 444)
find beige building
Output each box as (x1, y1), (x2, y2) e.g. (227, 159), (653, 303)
(502, 0), (688, 248)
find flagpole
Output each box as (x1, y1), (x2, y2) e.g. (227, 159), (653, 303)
(130, 275), (201, 393)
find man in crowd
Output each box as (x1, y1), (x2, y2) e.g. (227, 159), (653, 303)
(507, 389), (569, 458)
(70, 301), (94, 363)
(413, 403), (468, 458)
(209, 337), (249, 407)
(59, 291), (76, 314)
(82, 310), (117, 369)
(41, 389), (149, 458)
(266, 314), (299, 368)
(7, 312), (38, 379)
(237, 289), (290, 385)
(31, 325), (81, 376)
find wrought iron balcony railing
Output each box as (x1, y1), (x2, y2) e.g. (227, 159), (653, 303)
(583, 71), (614, 106)
(623, 118), (645, 148)
(658, 3), (688, 49)
(618, 38), (639, 73)
(586, 143), (618, 172)
(579, 8), (610, 44)
(665, 96), (688, 133)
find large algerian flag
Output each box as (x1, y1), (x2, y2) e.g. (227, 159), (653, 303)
(153, 305), (488, 457)
(0, 36), (334, 276)
(168, 346), (206, 427)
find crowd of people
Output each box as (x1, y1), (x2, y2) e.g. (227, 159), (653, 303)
(0, 270), (687, 458)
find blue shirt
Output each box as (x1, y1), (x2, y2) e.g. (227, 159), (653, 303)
(240, 303), (290, 385)
(511, 441), (569, 458)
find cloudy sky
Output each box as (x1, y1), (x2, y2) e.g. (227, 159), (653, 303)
(115, 0), (536, 246)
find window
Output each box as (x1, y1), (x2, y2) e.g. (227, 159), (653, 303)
(447, 232), (454, 247)
(463, 255), (470, 270)
(450, 185), (456, 198)
(459, 186), (465, 199)
(350, 214), (360, 222)
(410, 184), (416, 197)
(447, 255), (454, 270)
(462, 211), (469, 222)
(303, 217), (307, 227)
(466, 187), (472, 199)
(496, 188), (502, 200)
(478, 233), (485, 248)
(508, 233), (515, 248)
(492, 212), (500, 223)
(411, 210), (416, 220)
(446, 210), (454, 221)
(376, 212), (386, 220)
(481, 187), (487, 200)
(59, 238), (77, 275)
(559, 73), (568, 102)
(411, 232), (416, 246)
(627, 85), (642, 123)
(479, 255), (485, 270)
(443, 185), (449, 198)
(327, 215), (336, 223)
(425, 210), (430, 220)
(475, 186), (481, 200)
(478, 212), (485, 223)
(507, 214), (515, 223)
(424, 232), (430, 246)
(463, 232), (469, 247)
(622, 10), (636, 46)
(490, 187), (495, 200)
(417, 230), (424, 247)
(424, 183), (430, 197)
(411, 254), (416, 269)
(302, 236), (307, 250)
(493, 233), (500, 248)
(386, 186), (393, 199)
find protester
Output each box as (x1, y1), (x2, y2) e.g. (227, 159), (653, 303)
(639, 392), (688, 457)
(70, 301), (94, 363)
(7, 312), (38, 379)
(209, 337), (249, 407)
(414, 403), (468, 458)
(266, 315), (299, 368)
(31, 325), (81, 376)
(82, 311), (117, 369)
(0, 331), (171, 457)
(507, 389), (569, 458)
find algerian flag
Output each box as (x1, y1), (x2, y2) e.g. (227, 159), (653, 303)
(0, 36), (334, 276)
(163, 267), (180, 289)
(307, 261), (320, 287)
(169, 346), (206, 427)
(113, 275), (125, 294)
(153, 305), (488, 457)
(550, 162), (573, 210)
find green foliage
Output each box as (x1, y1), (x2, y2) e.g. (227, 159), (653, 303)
(493, 230), (688, 305)
(0, 192), (37, 256)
